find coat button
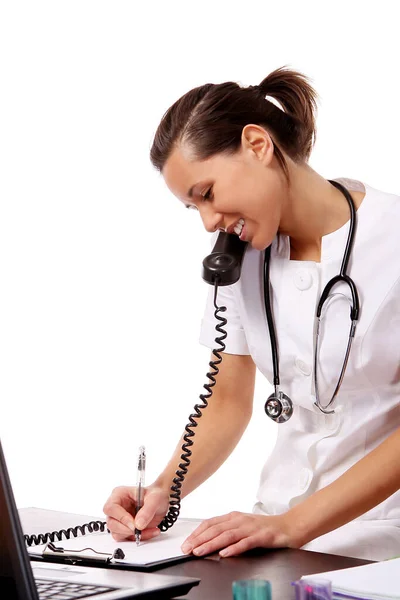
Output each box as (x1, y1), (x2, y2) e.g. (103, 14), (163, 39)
(294, 269), (313, 290)
(295, 358), (312, 376)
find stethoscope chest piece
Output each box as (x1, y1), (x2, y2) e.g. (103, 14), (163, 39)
(264, 391), (293, 423)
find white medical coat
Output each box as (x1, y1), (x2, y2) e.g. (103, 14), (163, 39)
(199, 178), (400, 560)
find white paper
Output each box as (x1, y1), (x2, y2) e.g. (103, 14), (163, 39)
(303, 557), (400, 600)
(28, 519), (201, 566)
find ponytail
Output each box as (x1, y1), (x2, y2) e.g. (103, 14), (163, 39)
(257, 66), (318, 161)
(150, 66), (319, 180)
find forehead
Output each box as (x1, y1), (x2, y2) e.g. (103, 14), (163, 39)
(162, 147), (211, 201)
(163, 146), (239, 202)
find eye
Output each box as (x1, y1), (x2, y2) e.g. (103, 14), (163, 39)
(185, 204), (198, 211)
(201, 186), (213, 201)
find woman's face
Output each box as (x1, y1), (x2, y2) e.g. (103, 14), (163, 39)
(162, 125), (288, 251)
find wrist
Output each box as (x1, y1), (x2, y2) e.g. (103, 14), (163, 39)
(150, 476), (174, 497)
(284, 503), (320, 549)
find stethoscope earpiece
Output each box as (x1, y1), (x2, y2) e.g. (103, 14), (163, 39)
(264, 391), (293, 423)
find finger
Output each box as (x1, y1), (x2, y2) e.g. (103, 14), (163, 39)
(104, 502), (136, 534)
(106, 514), (163, 541)
(138, 527), (161, 541)
(182, 513), (235, 552)
(135, 488), (167, 530)
(112, 528), (161, 543)
(219, 522), (282, 557)
(106, 516), (135, 539)
(219, 535), (258, 557)
(192, 527), (243, 557)
(104, 487), (136, 513)
(190, 522), (234, 550)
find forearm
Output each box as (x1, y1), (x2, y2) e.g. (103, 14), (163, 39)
(153, 353), (256, 498)
(153, 398), (252, 497)
(288, 427), (400, 547)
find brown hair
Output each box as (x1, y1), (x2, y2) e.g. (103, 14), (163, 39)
(150, 66), (318, 181)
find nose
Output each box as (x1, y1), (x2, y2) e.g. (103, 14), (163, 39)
(199, 207), (224, 233)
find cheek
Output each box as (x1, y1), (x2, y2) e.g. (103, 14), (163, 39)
(250, 199), (281, 250)
(243, 168), (281, 216)
(219, 163), (261, 210)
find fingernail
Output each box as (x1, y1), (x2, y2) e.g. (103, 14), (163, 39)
(219, 549), (228, 557)
(181, 543), (192, 554)
(135, 519), (144, 530)
(193, 547), (204, 556)
(128, 522), (136, 533)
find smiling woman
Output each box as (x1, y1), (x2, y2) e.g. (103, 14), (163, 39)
(151, 68), (319, 252)
(103, 66), (400, 563)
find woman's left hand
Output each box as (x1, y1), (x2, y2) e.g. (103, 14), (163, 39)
(181, 511), (297, 558)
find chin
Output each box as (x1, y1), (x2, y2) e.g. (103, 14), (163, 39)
(250, 234), (275, 252)
(249, 236), (266, 252)
(249, 240), (264, 252)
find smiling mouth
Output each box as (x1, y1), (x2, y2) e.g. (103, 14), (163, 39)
(233, 218), (244, 236)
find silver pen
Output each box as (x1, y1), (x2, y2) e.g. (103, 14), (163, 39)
(135, 446), (146, 546)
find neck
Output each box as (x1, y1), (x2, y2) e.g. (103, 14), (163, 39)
(278, 164), (361, 260)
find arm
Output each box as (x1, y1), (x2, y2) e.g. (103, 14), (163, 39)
(287, 426), (400, 547)
(103, 351), (256, 540)
(183, 426), (400, 556)
(153, 351), (256, 497)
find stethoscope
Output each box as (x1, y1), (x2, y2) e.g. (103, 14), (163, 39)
(263, 180), (360, 423)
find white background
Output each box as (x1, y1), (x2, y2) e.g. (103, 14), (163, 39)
(0, 1), (399, 524)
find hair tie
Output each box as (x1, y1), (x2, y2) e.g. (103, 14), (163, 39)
(248, 84), (268, 100)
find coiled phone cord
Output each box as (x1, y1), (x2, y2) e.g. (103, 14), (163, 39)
(24, 521), (107, 547)
(158, 278), (227, 531)
(24, 280), (227, 546)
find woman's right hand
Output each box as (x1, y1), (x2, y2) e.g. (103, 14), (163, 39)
(103, 485), (170, 542)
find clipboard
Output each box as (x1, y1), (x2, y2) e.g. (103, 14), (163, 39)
(29, 539), (199, 572)
(25, 513), (202, 572)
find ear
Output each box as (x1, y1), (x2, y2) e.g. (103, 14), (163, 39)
(241, 124), (274, 165)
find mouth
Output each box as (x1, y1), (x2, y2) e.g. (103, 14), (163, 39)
(228, 218), (245, 237)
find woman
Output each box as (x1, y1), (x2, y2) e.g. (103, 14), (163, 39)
(103, 67), (400, 561)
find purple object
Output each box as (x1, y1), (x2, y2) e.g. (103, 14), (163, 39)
(292, 578), (332, 600)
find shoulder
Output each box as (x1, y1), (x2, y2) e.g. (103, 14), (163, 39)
(335, 177), (400, 216)
(335, 178), (400, 253)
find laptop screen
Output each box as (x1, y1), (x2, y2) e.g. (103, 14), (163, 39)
(0, 439), (39, 600)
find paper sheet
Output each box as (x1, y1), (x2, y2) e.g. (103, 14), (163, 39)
(303, 557), (400, 600)
(28, 519), (201, 566)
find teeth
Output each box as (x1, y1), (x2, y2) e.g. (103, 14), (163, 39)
(234, 219), (244, 236)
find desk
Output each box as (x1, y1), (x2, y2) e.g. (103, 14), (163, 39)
(161, 548), (371, 599)
(20, 509), (371, 600)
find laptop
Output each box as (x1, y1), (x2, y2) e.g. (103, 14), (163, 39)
(0, 440), (200, 599)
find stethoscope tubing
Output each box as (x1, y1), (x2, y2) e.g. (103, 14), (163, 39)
(263, 243), (280, 390)
(263, 180), (360, 419)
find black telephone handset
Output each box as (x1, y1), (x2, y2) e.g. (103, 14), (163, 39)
(158, 232), (248, 534)
(202, 232), (248, 286)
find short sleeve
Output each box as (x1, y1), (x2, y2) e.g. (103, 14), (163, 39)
(199, 283), (250, 355)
